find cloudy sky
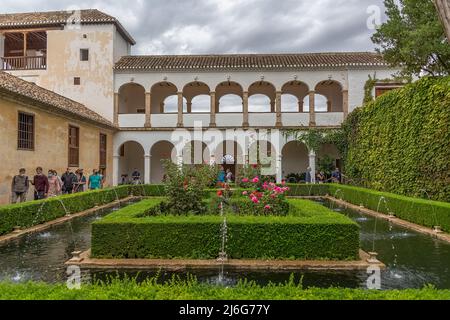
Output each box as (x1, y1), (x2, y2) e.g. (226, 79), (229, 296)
(1, 0), (388, 55)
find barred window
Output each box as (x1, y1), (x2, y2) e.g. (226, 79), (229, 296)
(80, 49), (89, 61)
(18, 112), (34, 150)
(68, 125), (80, 167)
(100, 133), (107, 169)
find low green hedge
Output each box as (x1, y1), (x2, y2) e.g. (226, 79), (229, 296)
(0, 280), (448, 300)
(328, 184), (450, 233)
(128, 184), (330, 198)
(285, 184), (330, 197)
(0, 186), (131, 236)
(91, 198), (359, 261)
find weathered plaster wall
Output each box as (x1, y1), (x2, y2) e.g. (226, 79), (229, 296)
(113, 28), (130, 63)
(347, 69), (398, 112)
(0, 35), (4, 57)
(7, 24), (122, 122)
(0, 96), (114, 205)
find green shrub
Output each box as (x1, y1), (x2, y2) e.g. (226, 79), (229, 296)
(1, 280), (448, 300)
(91, 198), (359, 261)
(342, 76), (450, 202)
(328, 184), (450, 232)
(285, 184), (329, 197)
(0, 186), (130, 235)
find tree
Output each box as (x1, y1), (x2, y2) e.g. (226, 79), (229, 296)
(372, 0), (450, 77)
(434, 0), (450, 41)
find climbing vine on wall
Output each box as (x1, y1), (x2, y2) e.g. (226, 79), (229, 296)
(343, 76), (450, 202)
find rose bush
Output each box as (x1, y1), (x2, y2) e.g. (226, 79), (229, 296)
(241, 179), (290, 216)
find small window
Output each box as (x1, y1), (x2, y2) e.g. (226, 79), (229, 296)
(74, 77), (81, 85)
(137, 109), (145, 114)
(18, 112), (34, 150)
(100, 133), (107, 169)
(68, 125), (80, 167)
(80, 49), (89, 61)
(120, 145), (125, 157)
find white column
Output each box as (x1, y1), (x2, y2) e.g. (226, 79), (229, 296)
(113, 155), (120, 186)
(309, 150), (317, 184)
(276, 154), (283, 184)
(177, 92), (184, 127)
(144, 154), (151, 184)
(242, 91), (249, 127)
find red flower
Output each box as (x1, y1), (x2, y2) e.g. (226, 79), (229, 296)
(217, 190), (223, 197)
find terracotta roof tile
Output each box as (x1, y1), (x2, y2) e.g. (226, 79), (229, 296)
(114, 52), (389, 71)
(0, 9), (135, 45)
(0, 71), (115, 129)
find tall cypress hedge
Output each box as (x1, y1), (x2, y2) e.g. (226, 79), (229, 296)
(343, 77), (450, 202)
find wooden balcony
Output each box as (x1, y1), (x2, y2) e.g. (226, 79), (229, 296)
(1, 56), (47, 70)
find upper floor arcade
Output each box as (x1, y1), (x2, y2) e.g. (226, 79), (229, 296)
(113, 53), (395, 129)
(115, 77), (348, 129)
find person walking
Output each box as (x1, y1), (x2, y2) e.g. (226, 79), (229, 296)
(317, 171), (326, 184)
(305, 167), (312, 184)
(47, 170), (61, 197)
(54, 170), (64, 196)
(226, 169), (234, 183)
(218, 166), (226, 184)
(88, 170), (102, 190)
(73, 169), (87, 193)
(131, 168), (141, 185)
(61, 168), (77, 194)
(11, 168), (29, 204)
(332, 168), (342, 184)
(31, 167), (49, 200)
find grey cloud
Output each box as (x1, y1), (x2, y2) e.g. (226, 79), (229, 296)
(1, 0), (387, 54)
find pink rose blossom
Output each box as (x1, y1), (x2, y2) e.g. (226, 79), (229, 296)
(242, 191), (248, 196)
(252, 177), (260, 183)
(264, 205), (271, 210)
(251, 197), (259, 204)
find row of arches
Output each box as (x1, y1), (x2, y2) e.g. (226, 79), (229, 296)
(118, 140), (341, 184)
(118, 80), (344, 115)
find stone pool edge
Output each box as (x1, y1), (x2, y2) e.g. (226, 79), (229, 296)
(66, 249), (384, 271)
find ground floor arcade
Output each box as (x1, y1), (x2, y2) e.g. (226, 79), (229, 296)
(113, 129), (341, 185)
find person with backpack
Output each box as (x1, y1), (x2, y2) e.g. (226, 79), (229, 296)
(11, 168), (29, 204)
(61, 168), (77, 194)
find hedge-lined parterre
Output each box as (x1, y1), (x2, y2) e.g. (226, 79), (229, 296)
(91, 198), (360, 261)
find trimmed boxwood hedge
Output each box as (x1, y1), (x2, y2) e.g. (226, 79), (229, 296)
(0, 186), (130, 236)
(328, 184), (450, 233)
(129, 184), (329, 198)
(91, 198), (360, 261)
(0, 280), (449, 300)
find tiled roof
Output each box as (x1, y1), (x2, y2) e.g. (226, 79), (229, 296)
(114, 52), (389, 71)
(0, 71), (115, 129)
(0, 9), (135, 45)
